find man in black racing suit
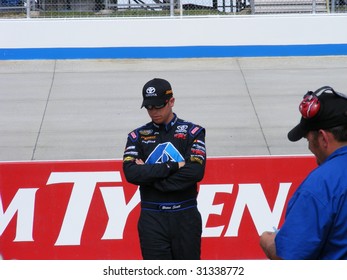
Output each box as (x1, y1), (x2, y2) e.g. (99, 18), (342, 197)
(123, 78), (206, 260)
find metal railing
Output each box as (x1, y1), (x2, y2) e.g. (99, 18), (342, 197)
(0, 0), (346, 18)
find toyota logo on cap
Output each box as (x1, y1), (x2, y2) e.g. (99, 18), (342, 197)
(146, 87), (157, 97)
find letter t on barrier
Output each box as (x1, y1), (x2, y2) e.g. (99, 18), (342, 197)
(46, 172), (122, 246)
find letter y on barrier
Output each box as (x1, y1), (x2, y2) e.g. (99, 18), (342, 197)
(100, 186), (140, 240)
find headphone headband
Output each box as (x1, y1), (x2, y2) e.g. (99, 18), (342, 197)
(311, 86), (347, 99)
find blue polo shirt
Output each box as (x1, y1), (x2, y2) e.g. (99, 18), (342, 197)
(275, 145), (347, 259)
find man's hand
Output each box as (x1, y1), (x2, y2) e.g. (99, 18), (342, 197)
(135, 159), (144, 165)
(136, 158), (185, 169)
(259, 231), (282, 260)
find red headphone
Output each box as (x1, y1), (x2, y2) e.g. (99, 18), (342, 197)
(299, 92), (321, 119)
(299, 86), (347, 119)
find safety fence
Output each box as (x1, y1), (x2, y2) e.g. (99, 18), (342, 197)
(0, 0), (346, 18)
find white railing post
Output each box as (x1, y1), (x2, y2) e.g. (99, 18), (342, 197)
(331, 0), (335, 13)
(26, 0), (31, 18)
(170, 0), (174, 16)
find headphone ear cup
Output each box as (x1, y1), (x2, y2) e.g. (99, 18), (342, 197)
(299, 95), (321, 119)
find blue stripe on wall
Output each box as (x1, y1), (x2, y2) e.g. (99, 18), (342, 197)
(1, 44), (347, 60)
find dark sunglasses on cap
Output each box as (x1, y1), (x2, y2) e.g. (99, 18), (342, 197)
(144, 103), (168, 110)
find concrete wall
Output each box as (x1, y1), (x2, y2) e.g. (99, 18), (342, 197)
(1, 14), (347, 59)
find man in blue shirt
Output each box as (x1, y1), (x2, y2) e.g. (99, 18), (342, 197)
(260, 86), (347, 259)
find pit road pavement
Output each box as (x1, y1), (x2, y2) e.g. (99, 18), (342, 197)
(1, 56), (347, 161)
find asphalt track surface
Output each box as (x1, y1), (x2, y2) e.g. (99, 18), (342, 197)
(1, 56), (347, 162)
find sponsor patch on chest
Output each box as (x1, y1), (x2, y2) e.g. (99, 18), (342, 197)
(174, 125), (188, 139)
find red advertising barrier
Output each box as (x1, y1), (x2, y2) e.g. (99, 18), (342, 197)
(0, 156), (317, 260)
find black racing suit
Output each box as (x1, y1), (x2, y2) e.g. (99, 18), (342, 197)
(123, 113), (206, 259)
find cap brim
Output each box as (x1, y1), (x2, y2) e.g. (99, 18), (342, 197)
(141, 98), (168, 108)
(287, 123), (307, 142)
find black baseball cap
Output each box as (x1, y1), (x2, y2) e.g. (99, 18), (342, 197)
(288, 86), (347, 142)
(141, 78), (173, 108)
